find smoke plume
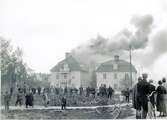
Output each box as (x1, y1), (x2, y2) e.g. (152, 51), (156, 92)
(71, 15), (167, 69)
(134, 29), (167, 67)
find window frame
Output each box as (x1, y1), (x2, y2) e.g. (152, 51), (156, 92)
(103, 73), (107, 79)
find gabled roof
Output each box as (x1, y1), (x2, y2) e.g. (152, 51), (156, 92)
(50, 56), (88, 72)
(96, 59), (137, 72)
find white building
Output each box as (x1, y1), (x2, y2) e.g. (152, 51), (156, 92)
(96, 55), (137, 90)
(49, 53), (90, 89)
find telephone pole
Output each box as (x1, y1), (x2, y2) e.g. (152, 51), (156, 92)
(129, 45), (132, 88)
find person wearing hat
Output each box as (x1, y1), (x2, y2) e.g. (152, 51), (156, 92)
(4, 91), (11, 112)
(61, 96), (67, 110)
(162, 78), (167, 116)
(132, 76), (142, 119)
(136, 73), (150, 119)
(156, 80), (167, 117)
(148, 80), (156, 108)
(147, 79), (156, 118)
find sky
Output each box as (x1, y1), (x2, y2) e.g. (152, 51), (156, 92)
(0, 0), (167, 81)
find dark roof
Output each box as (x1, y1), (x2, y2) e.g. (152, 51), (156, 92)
(96, 59), (137, 72)
(50, 56), (88, 72)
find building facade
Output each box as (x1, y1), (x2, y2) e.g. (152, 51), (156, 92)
(96, 55), (137, 90)
(49, 53), (90, 89)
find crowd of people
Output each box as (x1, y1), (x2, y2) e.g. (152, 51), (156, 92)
(132, 73), (167, 119)
(3, 84), (115, 111)
(4, 73), (167, 119)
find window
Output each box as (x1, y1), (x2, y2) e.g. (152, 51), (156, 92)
(63, 64), (69, 70)
(56, 74), (59, 79)
(103, 73), (107, 79)
(114, 73), (117, 79)
(125, 73), (129, 80)
(68, 79), (71, 84)
(63, 73), (67, 79)
(113, 63), (118, 70)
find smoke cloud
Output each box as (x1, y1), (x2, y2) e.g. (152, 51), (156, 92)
(71, 14), (166, 69)
(134, 29), (167, 67)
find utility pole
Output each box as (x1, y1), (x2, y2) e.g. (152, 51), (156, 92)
(129, 45), (132, 88)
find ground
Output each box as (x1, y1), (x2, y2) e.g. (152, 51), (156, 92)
(1, 104), (167, 119)
(1, 106), (118, 119)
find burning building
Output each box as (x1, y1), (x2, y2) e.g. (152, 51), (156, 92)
(96, 55), (137, 90)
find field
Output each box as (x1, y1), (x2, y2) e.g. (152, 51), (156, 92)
(1, 107), (120, 119)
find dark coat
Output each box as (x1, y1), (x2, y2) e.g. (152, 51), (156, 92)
(25, 93), (34, 106)
(156, 85), (166, 112)
(4, 93), (11, 104)
(61, 97), (66, 106)
(136, 80), (150, 111)
(132, 84), (138, 109)
(148, 84), (156, 107)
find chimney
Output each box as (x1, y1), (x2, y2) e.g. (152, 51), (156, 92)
(114, 55), (119, 62)
(65, 52), (71, 58)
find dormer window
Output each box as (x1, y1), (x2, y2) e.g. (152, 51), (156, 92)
(63, 64), (69, 70)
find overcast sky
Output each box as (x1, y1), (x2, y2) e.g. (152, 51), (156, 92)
(0, 0), (167, 81)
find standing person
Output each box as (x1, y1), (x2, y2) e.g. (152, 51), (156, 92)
(79, 86), (83, 95)
(162, 78), (167, 116)
(29, 91), (34, 107)
(61, 96), (67, 110)
(4, 91), (11, 112)
(25, 92), (30, 108)
(38, 87), (41, 95)
(137, 73), (150, 119)
(147, 79), (156, 118)
(132, 77), (142, 119)
(156, 80), (166, 117)
(42, 92), (49, 107)
(25, 91), (33, 108)
(15, 90), (23, 106)
(125, 88), (130, 104)
(107, 86), (114, 99)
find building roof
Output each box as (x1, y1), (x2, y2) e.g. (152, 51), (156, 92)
(50, 56), (88, 72)
(96, 59), (137, 72)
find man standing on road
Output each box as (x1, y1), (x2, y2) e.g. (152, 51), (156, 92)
(15, 89), (23, 106)
(162, 78), (167, 116)
(107, 86), (114, 99)
(148, 79), (156, 118)
(137, 73), (150, 119)
(61, 96), (67, 110)
(4, 91), (11, 112)
(125, 88), (130, 104)
(42, 92), (49, 107)
(132, 77), (142, 119)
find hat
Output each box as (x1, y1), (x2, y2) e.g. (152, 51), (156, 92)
(158, 80), (162, 85)
(162, 78), (166, 83)
(138, 77), (142, 81)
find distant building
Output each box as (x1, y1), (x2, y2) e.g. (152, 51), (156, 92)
(49, 53), (90, 89)
(96, 55), (137, 90)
